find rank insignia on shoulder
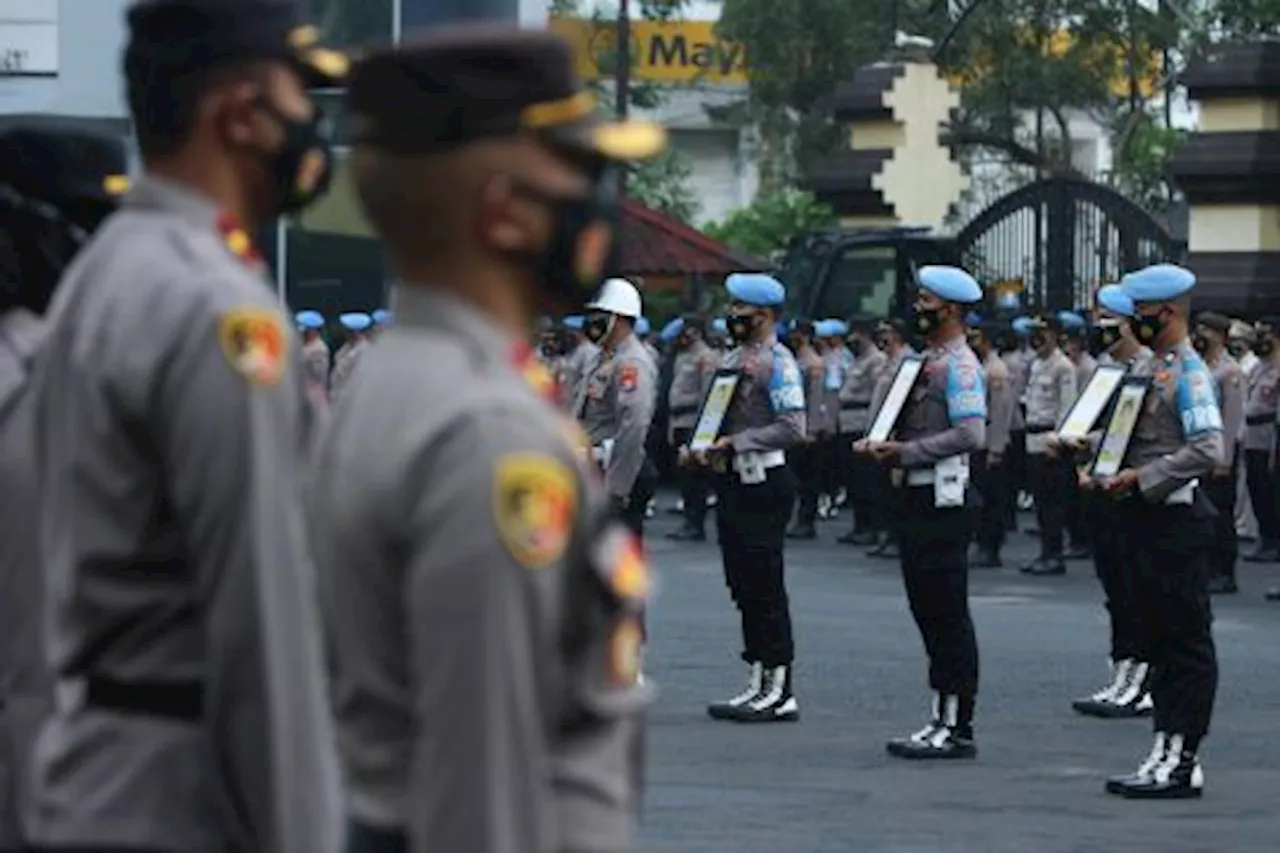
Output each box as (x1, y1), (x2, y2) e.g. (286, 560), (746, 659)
(494, 454), (578, 569)
(608, 530), (650, 601)
(218, 308), (287, 386)
(608, 616), (644, 685)
(619, 364), (639, 392)
(216, 213), (263, 268)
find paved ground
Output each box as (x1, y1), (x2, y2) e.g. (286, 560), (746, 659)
(638, 503), (1280, 853)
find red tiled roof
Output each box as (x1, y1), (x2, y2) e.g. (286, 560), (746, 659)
(619, 199), (765, 276)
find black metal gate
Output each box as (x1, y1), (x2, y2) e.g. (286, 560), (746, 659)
(954, 175), (1185, 311)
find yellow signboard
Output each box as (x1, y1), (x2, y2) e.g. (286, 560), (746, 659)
(549, 17), (747, 86)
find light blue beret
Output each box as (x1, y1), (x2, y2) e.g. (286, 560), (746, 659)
(1096, 284), (1135, 318)
(964, 311), (983, 327)
(339, 312), (373, 332)
(1121, 263), (1196, 302)
(824, 319), (849, 337)
(635, 316), (651, 336)
(659, 317), (684, 342)
(372, 308), (391, 325)
(1011, 315), (1035, 336)
(562, 315), (585, 330)
(726, 272), (786, 307)
(918, 265), (983, 304)
(1056, 310), (1087, 330)
(295, 310), (325, 330)
(710, 317), (728, 336)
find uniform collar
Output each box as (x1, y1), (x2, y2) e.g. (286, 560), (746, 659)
(389, 284), (513, 364)
(123, 175), (223, 230)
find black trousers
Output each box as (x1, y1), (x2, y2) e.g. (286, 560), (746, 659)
(1246, 447), (1279, 543)
(1027, 451), (1068, 557)
(671, 427), (710, 531)
(843, 430), (880, 533)
(619, 460), (658, 539)
(1005, 427), (1027, 528)
(1122, 495), (1218, 748)
(972, 450), (1007, 554)
(790, 441), (821, 526)
(345, 821), (407, 853)
(1064, 463), (1089, 550)
(715, 465), (797, 667)
(1092, 492), (1144, 661)
(898, 486), (979, 697)
(1204, 450), (1239, 582)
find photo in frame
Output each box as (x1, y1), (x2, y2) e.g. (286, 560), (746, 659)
(687, 369), (742, 452)
(1090, 376), (1152, 480)
(1057, 363), (1127, 442)
(866, 354), (926, 443)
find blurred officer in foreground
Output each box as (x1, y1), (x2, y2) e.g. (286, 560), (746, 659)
(1194, 312), (1244, 595)
(690, 273), (806, 723)
(297, 308), (331, 403)
(1066, 284), (1153, 718)
(331, 310), (372, 398)
(27, 2), (347, 852)
(0, 121), (127, 853)
(1022, 314), (1078, 575)
(1099, 264), (1221, 799)
(967, 320), (1013, 568)
(576, 277), (659, 535)
(1243, 318), (1280, 564)
(855, 265), (985, 760)
(311, 27), (665, 853)
(667, 315), (718, 540)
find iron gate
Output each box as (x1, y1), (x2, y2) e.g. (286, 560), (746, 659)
(954, 175), (1185, 311)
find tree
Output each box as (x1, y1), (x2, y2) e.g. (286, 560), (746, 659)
(626, 150), (702, 222)
(702, 188), (836, 260)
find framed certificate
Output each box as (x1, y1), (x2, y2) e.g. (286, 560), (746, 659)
(866, 354), (926, 443)
(1090, 376), (1151, 480)
(688, 369), (742, 452)
(1057, 363), (1126, 441)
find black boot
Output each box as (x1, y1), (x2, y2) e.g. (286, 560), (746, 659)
(1085, 660), (1152, 719)
(886, 694), (977, 760)
(1106, 732), (1169, 795)
(1021, 555), (1066, 576)
(707, 662), (763, 721)
(1072, 659), (1130, 717)
(727, 664), (799, 723)
(1115, 734), (1205, 799)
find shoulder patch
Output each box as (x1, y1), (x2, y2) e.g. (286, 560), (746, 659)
(608, 616), (644, 685)
(493, 454), (577, 569)
(608, 532), (651, 600)
(218, 307), (287, 386)
(619, 363), (639, 392)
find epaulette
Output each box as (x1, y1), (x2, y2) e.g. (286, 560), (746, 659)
(215, 212), (265, 269)
(511, 341), (560, 405)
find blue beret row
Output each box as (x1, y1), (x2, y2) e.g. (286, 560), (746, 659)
(295, 310), (325, 330)
(1120, 263), (1195, 302)
(1011, 316), (1035, 336)
(372, 308), (392, 325)
(562, 315), (585, 330)
(1096, 284), (1135, 318)
(726, 272), (786, 307)
(1056, 310), (1087, 330)
(340, 312), (373, 332)
(659, 317), (684, 341)
(710, 317), (728, 335)
(918, 265), (982, 304)
(635, 317), (651, 336)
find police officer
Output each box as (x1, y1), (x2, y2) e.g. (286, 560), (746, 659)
(856, 266), (985, 759)
(576, 277), (659, 536)
(666, 315), (718, 540)
(838, 317), (886, 543)
(692, 273), (806, 723)
(1243, 318), (1280, 563)
(709, 316), (729, 349)
(968, 320), (1014, 568)
(28, 2), (346, 851)
(1001, 316), (1034, 529)
(1022, 314), (1078, 575)
(1066, 284), (1153, 718)
(784, 319), (826, 538)
(1099, 264), (1222, 799)
(1060, 310), (1095, 560)
(311, 27), (662, 851)
(370, 307), (392, 337)
(297, 308), (332, 402)
(331, 310), (373, 398)
(865, 317), (915, 557)
(561, 313), (600, 406)
(0, 121), (127, 853)
(1194, 311), (1245, 594)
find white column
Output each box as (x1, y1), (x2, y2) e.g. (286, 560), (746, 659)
(276, 217), (289, 303)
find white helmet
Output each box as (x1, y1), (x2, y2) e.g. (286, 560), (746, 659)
(586, 277), (642, 319)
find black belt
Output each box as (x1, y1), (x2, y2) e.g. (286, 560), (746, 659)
(1026, 425), (1055, 434)
(670, 404), (698, 416)
(841, 402), (871, 411)
(1249, 414), (1275, 425)
(84, 675), (204, 721)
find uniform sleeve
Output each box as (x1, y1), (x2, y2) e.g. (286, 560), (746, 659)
(401, 413), (646, 853)
(1136, 361), (1224, 498)
(804, 360), (824, 438)
(1219, 364), (1245, 463)
(987, 366), (1014, 455)
(730, 347), (806, 453)
(154, 288), (341, 853)
(605, 357), (656, 498)
(1056, 360), (1078, 423)
(898, 355), (986, 467)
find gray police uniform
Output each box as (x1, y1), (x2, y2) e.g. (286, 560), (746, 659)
(330, 337), (368, 399)
(563, 338), (600, 406)
(576, 332), (658, 535)
(311, 287), (650, 853)
(666, 338), (717, 535)
(1024, 346), (1077, 567)
(839, 343), (886, 538)
(1243, 355), (1280, 556)
(973, 349), (1014, 562)
(0, 310), (49, 851)
(787, 343), (825, 533)
(1205, 351), (1244, 585)
(28, 177), (341, 853)
(303, 335), (332, 397)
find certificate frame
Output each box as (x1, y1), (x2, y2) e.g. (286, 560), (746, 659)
(1057, 363), (1127, 442)
(1089, 376), (1151, 480)
(687, 369), (742, 452)
(866, 354), (926, 443)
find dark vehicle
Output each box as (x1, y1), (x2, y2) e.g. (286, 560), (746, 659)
(777, 227), (960, 321)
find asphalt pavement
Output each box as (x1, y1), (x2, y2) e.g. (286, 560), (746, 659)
(638, 501), (1280, 853)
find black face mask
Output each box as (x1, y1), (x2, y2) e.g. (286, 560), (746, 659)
(1134, 311), (1166, 344)
(1256, 340), (1274, 358)
(1030, 333), (1049, 350)
(583, 314), (612, 344)
(913, 305), (945, 336)
(874, 336), (888, 351)
(847, 338), (863, 355)
(1088, 323), (1122, 356)
(1228, 341), (1248, 358)
(727, 314), (757, 345)
(1192, 334), (1211, 354)
(255, 98), (334, 216)
(512, 168), (621, 312)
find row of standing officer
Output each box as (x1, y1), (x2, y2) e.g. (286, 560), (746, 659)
(294, 309), (388, 403)
(1, 4), (660, 853)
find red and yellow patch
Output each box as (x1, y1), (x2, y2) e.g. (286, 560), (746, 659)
(217, 308), (287, 386)
(511, 342), (561, 405)
(609, 534), (650, 600)
(216, 212), (264, 269)
(618, 364), (639, 392)
(608, 616), (644, 685)
(493, 454), (578, 569)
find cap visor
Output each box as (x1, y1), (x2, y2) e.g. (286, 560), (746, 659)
(294, 46), (349, 87)
(550, 118), (667, 162)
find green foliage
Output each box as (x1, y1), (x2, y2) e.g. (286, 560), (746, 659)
(1109, 113), (1186, 211)
(626, 150), (702, 223)
(702, 189), (837, 259)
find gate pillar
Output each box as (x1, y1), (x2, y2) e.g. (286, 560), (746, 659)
(1171, 42), (1280, 316)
